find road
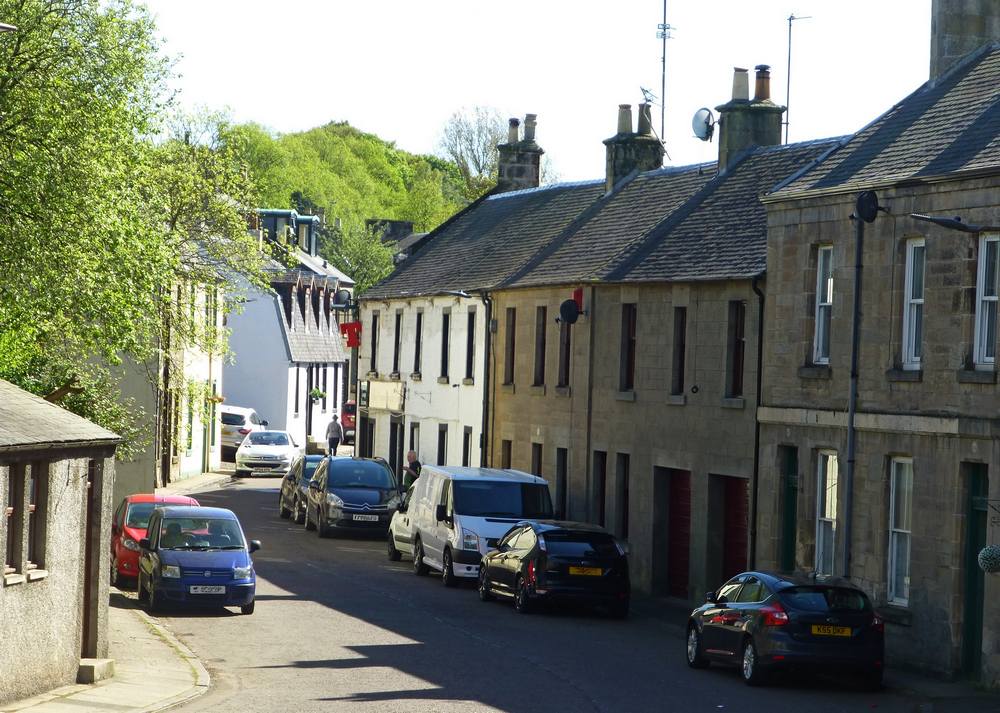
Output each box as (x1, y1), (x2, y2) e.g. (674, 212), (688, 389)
(134, 477), (959, 713)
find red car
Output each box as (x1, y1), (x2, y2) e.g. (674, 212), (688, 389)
(342, 400), (356, 444)
(110, 493), (199, 587)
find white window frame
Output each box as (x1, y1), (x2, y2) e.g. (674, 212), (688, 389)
(888, 457), (913, 606)
(815, 450), (838, 576)
(974, 233), (1000, 369)
(902, 238), (925, 370)
(813, 246), (834, 365)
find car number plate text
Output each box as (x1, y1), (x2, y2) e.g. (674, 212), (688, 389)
(189, 585), (226, 594)
(352, 514), (379, 522)
(569, 566), (602, 576)
(811, 624), (852, 637)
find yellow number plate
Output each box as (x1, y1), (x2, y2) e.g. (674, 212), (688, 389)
(811, 624), (852, 637)
(569, 566), (602, 576)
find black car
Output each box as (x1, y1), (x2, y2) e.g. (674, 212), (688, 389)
(686, 571), (884, 688)
(278, 454), (325, 524)
(304, 456), (400, 537)
(478, 521), (630, 617)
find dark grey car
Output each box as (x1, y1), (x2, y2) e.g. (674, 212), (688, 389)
(278, 454), (325, 525)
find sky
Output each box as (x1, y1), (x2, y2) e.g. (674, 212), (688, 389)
(143, 0), (932, 182)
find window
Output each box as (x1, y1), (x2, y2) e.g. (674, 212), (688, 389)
(462, 427), (473, 467)
(441, 310), (451, 379)
(531, 442), (542, 476)
(5, 465), (23, 574)
(503, 307), (516, 384)
(975, 234), (999, 367)
(671, 306), (687, 395)
(501, 439), (512, 469)
(555, 448), (568, 518)
(186, 392), (194, 452)
(294, 366), (300, 416)
(210, 383), (217, 445)
(889, 458), (913, 605)
(726, 300), (746, 397)
(815, 451), (839, 576)
(902, 239), (925, 370)
(413, 311), (423, 374)
(814, 246), (834, 364)
(616, 453), (630, 540)
(620, 303), (637, 391)
(465, 309), (476, 380)
(27, 462), (47, 570)
(557, 321), (571, 387)
(593, 450), (608, 527)
(437, 424), (448, 466)
(322, 366), (328, 411)
(409, 422), (419, 454)
(370, 311), (380, 373)
(734, 576), (764, 603)
(392, 311), (402, 375)
(533, 306), (547, 386)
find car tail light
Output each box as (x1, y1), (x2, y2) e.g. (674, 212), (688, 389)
(238, 428), (251, 435)
(871, 614), (885, 633)
(761, 601), (789, 627)
(527, 560), (537, 586)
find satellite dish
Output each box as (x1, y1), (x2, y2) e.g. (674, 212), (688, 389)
(332, 288), (352, 310)
(856, 190), (880, 223)
(692, 108), (715, 142)
(559, 299), (580, 325)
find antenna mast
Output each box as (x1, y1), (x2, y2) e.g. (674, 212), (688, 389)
(656, 1), (674, 141)
(784, 13), (812, 144)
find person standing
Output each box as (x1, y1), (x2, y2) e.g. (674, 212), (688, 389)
(326, 415), (343, 455)
(402, 450), (421, 488)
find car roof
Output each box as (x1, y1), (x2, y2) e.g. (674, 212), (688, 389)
(154, 506), (238, 519)
(525, 520), (613, 534)
(738, 570), (863, 591)
(125, 494), (199, 505)
(419, 465), (547, 485)
(304, 454), (326, 461)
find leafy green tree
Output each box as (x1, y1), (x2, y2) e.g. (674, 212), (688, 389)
(330, 224), (395, 296)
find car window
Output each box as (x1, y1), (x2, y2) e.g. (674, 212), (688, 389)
(126, 503), (156, 528)
(327, 460), (395, 489)
(221, 412), (245, 426)
(402, 485), (415, 508)
(114, 500), (126, 528)
(159, 517), (245, 549)
(542, 530), (619, 558)
(717, 579), (744, 602)
(303, 458), (322, 482)
(735, 577), (765, 603)
(344, 402), (356, 415)
(148, 515), (160, 548)
(250, 412), (261, 425)
(451, 481), (553, 518)
(438, 480), (451, 507)
(516, 528), (537, 553)
(778, 586), (871, 612)
(248, 431), (290, 446)
(501, 528), (523, 550)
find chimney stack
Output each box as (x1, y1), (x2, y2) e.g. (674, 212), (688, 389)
(930, 0), (1000, 79)
(715, 64), (785, 171)
(497, 114), (544, 193)
(603, 102), (664, 192)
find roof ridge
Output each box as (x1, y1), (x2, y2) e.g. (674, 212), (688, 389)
(486, 178), (604, 200)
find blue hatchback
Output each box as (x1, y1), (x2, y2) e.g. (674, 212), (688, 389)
(138, 506), (260, 615)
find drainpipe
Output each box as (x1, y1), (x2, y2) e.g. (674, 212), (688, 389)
(843, 215), (865, 579)
(478, 290), (492, 466)
(749, 274), (765, 569)
(584, 286), (598, 521)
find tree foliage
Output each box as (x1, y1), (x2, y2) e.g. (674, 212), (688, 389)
(328, 224), (395, 296)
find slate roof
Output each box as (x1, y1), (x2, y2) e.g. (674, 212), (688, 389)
(278, 292), (349, 364)
(0, 379), (120, 453)
(773, 42), (1000, 197)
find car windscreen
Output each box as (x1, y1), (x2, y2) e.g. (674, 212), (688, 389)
(452, 482), (553, 518)
(303, 458), (323, 481)
(778, 586), (871, 612)
(327, 461), (395, 489)
(125, 503), (156, 528)
(221, 412), (245, 426)
(247, 431), (289, 446)
(542, 531), (619, 558)
(159, 517), (245, 550)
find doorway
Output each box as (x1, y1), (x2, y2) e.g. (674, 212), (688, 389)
(962, 462), (988, 678)
(722, 475), (749, 581)
(81, 460), (97, 658)
(389, 416), (404, 482)
(661, 468), (691, 599)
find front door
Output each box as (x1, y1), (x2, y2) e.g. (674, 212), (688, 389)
(667, 469), (691, 598)
(722, 476), (749, 582)
(962, 465), (988, 678)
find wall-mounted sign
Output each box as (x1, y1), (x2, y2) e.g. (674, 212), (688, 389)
(339, 321), (362, 348)
(366, 380), (405, 412)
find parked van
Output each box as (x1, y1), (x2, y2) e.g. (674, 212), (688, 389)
(408, 466), (553, 586)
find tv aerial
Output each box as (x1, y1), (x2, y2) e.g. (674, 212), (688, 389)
(692, 107), (715, 142)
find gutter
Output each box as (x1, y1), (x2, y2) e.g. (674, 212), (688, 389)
(584, 286), (597, 521)
(749, 273), (765, 569)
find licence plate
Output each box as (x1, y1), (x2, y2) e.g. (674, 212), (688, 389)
(352, 514), (379, 522)
(811, 624), (852, 637)
(569, 566), (602, 576)
(189, 585), (226, 594)
(252, 470), (276, 477)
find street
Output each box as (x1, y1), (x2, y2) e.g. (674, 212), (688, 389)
(121, 477), (934, 713)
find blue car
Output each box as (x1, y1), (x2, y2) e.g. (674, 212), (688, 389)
(138, 506), (260, 615)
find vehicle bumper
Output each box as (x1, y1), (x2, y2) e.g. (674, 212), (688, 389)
(323, 509), (393, 531)
(114, 548), (141, 578)
(756, 632), (883, 671)
(155, 578), (256, 607)
(529, 583), (630, 604)
(236, 460), (291, 476)
(450, 548), (482, 578)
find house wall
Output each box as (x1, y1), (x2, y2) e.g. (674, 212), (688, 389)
(111, 357), (159, 504)
(175, 344), (222, 479)
(757, 175), (1000, 679)
(225, 291), (290, 430)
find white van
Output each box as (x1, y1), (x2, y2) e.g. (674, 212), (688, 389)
(407, 466), (553, 586)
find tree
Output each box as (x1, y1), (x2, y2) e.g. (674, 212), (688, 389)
(329, 224), (395, 296)
(438, 106), (507, 202)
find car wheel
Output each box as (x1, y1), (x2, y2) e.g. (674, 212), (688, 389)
(741, 638), (768, 686)
(412, 539), (429, 576)
(137, 577), (148, 603)
(478, 566), (494, 602)
(387, 532), (402, 561)
(278, 496), (292, 520)
(294, 498), (306, 525)
(146, 582), (164, 614)
(514, 576), (532, 614)
(240, 600), (255, 615)
(686, 625), (709, 668)
(304, 504), (316, 531)
(317, 511), (330, 538)
(441, 549), (458, 588)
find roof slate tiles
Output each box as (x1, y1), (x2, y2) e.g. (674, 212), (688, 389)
(0, 379), (120, 452)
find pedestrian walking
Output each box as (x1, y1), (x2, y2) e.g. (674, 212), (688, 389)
(403, 450), (421, 488)
(326, 415), (343, 455)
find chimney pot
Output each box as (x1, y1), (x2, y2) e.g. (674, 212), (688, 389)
(637, 103), (653, 135)
(523, 114), (537, 142)
(732, 67), (749, 101)
(753, 64), (771, 102)
(507, 118), (520, 144)
(617, 104), (633, 134)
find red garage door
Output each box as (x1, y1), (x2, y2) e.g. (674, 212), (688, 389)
(668, 470), (691, 598)
(722, 476), (749, 582)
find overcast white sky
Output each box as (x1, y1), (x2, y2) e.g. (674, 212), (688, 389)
(144, 0), (932, 181)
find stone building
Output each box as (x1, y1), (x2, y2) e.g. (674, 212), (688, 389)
(755, 41), (1000, 680)
(0, 379), (119, 704)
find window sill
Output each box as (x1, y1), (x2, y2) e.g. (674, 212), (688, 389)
(4, 573), (26, 587)
(886, 368), (922, 382)
(462, 377), (474, 386)
(555, 386), (571, 397)
(437, 376), (450, 385)
(667, 394), (686, 406)
(615, 390), (636, 403)
(366, 371), (379, 379)
(530, 384), (546, 396)
(501, 383), (515, 394)
(27, 569), (48, 582)
(410, 372), (422, 382)
(957, 369), (996, 384)
(876, 604), (912, 626)
(798, 365), (832, 380)
(721, 397), (746, 409)
(389, 372), (401, 381)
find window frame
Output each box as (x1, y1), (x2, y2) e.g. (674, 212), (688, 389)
(437, 423), (448, 466)
(815, 450), (839, 576)
(392, 310), (402, 375)
(557, 321), (571, 387)
(671, 306), (687, 395)
(503, 307), (516, 385)
(533, 306), (547, 386)
(370, 311), (380, 374)
(462, 426), (473, 467)
(413, 310), (423, 375)
(813, 245), (834, 365)
(619, 303), (637, 392)
(902, 238), (925, 370)
(465, 309), (476, 381)
(726, 300), (747, 397)
(888, 457), (913, 606)
(974, 233), (999, 368)
(440, 310), (451, 379)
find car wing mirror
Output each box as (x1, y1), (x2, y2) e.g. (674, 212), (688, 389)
(705, 591), (718, 604)
(139, 538), (151, 551)
(249, 540), (261, 553)
(261, 420), (269, 427)
(435, 504), (449, 523)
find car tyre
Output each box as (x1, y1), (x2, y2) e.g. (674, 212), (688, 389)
(441, 549), (458, 588)
(317, 511), (331, 538)
(240, 600), (255, 615)
(304, 504), (316, 531)
(387, 532), (402, 561)
(146, 582), (164, 614)
(478, 566), (494, 602)
(294, 498), (306, 525)
(686, 625), (710, 668)
(741, 638), (768, 686)
(514, 576), (532, 614)
(412, 539), (429, 576)
(278, 497), (292, 520)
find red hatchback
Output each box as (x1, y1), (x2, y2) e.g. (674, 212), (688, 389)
(110, 493), (199, 586)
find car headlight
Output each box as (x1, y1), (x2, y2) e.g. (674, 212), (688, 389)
(462, 530), (480, 551)
(122, 537), (140, 552)
(161, 565), (180, 578)
(233, 565), (253, 579)
(386, 493), (401, 509)
(326, 492), (343, 508)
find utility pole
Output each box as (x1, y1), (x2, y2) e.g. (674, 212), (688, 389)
(784, 13), (811, 144)
(656, 1), (674, 141)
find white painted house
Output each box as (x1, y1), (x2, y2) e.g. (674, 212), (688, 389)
(224, 210), (353, 450)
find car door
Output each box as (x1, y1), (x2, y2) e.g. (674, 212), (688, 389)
(309, 462), (327, 522)
(725, 576), (766, 655)
(425, 479), (452, 567)
(138, 512), (162, 589)
(492, 527), (524, 594)
(701, 577), (745, 657)
(283, 457), (301, 506)
(512, 527), (537, 586)
(111, 499), (126, 562)
(393, 485), (416, 554)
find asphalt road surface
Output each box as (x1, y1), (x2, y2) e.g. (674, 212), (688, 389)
(131, 477), (963, 713)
